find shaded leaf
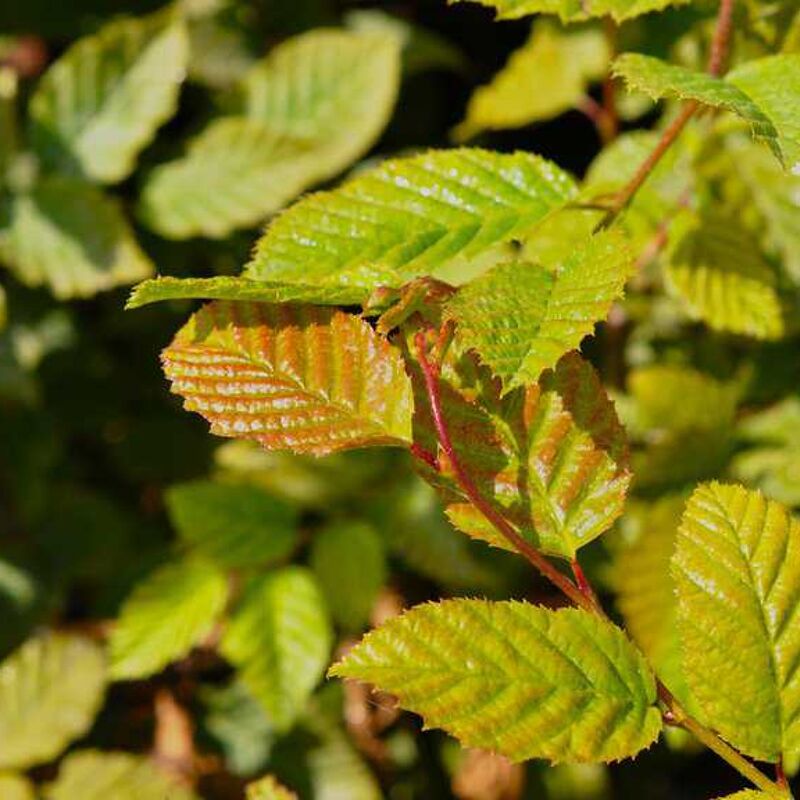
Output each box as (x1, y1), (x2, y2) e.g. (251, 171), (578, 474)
(167, 480), (298, 568)
(411, 349), (630, 560)
(0, 176), (152, 299)
(221, 567), (333, 730)
(455, 21), (609, 140)
(246, 148), (577, 290)
(331, 601), (661, 763)
(246, 775), (298, 800)
(44, 750), (197, 800)
(29, 14), (188, 183)
(0, 634), (106, 770)
(310, 521), (387, 631)
(445, 230), (633, 392)
(447, 0), (691, 23)
(162, 302), (413, 456)
(672, 482), (800, 762)
(110, 558), (228, 680)
(127, 275), (370, 310)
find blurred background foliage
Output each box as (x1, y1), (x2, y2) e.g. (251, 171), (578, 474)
(0, 0), (798, 797)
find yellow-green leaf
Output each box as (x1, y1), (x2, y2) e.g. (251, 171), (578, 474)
(455, 21), (609, 140)
(162, 302), (413, 456)
(447, 0), (691, 23)
(246, 776), (298, 800)
(246, 148), (577, 290)
(445, 229), (633, 392)
(672, 482), (800, 763)
(331, 601), (661, 763)
(0, 634), (106, 770)
(0, 773), (35, 800)
(0, 176), (152, 299)
(29, 14), (188, 183)
(109, 558), (229, 680)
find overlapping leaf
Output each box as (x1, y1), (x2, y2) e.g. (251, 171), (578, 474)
(246, 776), (298, 800)
(141, 30), (400, 238)
(410, 349), (631, 559)
(447, 0), (691, 23)
(246, 148), (578, 289)
(664, 209), (784, 339)
(29, 14), (188, 183)
(331, 601), (661, 763)
(162, 302), (413, 456)
(0, 177), (152, 299)
(0, 634), (106, 770)
(613, 53), (800, 170)
(0, 774), (35, 800)
(44, 751), (197, 800)
(672, 482), (800, 763)
(455, 21), (609, 140)
(127, 275), (370, 310)
(167, 481), (298, 568)
(445, 230), (633, 392)
(221, 567), (332, 730)
(109, 558), (228, 679)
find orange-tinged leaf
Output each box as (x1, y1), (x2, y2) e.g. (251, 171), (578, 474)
(162, 302), (413, 456)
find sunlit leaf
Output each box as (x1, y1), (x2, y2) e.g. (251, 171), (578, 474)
(29, 14), (188, 183)
(0, 773), (35, 800)
(673, 482), (800, 762)
(246, 148), (577, 290)
(110, 558), (228, 680)
(0, 634), (106, 770)
(332, 601), (661, 763)
(455, 21), (609, 140)
(221, 567), (333, 730)
(445, 230), (633, 392)
(0, 176), (152, 299)
(712, 793), (769, 800)
(410, 349), (630, 560)
(246, 775), (298, 800)
(44, 750), (197, 800)
(447, 0), (691, 23)
(162, 302), (413, 456)
(127, 275), (370, 310)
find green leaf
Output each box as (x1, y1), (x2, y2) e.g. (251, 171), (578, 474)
(672, 482), (800, 762)
(246, 776), (298, 800)
(44, 750), (197, 800)
(310, 521), (387, 631)
(141, 29), (401, 239)
(454, 21), (609, 140)
(447, 0), (691, 23)
(110, 558), (228, 680)
(167, 480), (298, 569)
(732, 397), (800, 506)
(411, 350), (631, 560)
(331, 601), (661, 763)
(712, 794), (769, 800)
(221, 567), (333, 730)
(0, 773), (35, 800)
(126, 275), (370, 310)
(29, 14), (188, 183)
(162, 302), (413, 456)
(246, 148), (578, 290)
(664, 208), (784, 339)
(0, 176), (152, 299)
(0, 285), (6, 331)
(612, 53), (800, 170)
(0, 633), (106, 770)
(445, 229), (633, 392)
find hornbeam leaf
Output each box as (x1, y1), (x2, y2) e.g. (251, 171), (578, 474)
(0, 176), (152, 299)
(246, 776), (298, 800)
(109, 558), (229, 680)
(713, 794), (768, 800)
(29, 14), (188, 183)
(331, 601), (662, 763)
(0, 774), (35, 800)
(612, 53), (800, 170)
(44, 751), (197, 800)
(162, 302), (413, 456)
(246, 148), (578, 290)
(409, 349), (630, 559)
(454, 22), (609, 140)
(446, 0), (691, 23)
(672, 482), (800, 763)
(127, 275), (370, 310)
(664, 209), (784, 339)
(221, 567), (333, 730)
(445, 230), (633, 392)
(0, 634), (106, 770)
